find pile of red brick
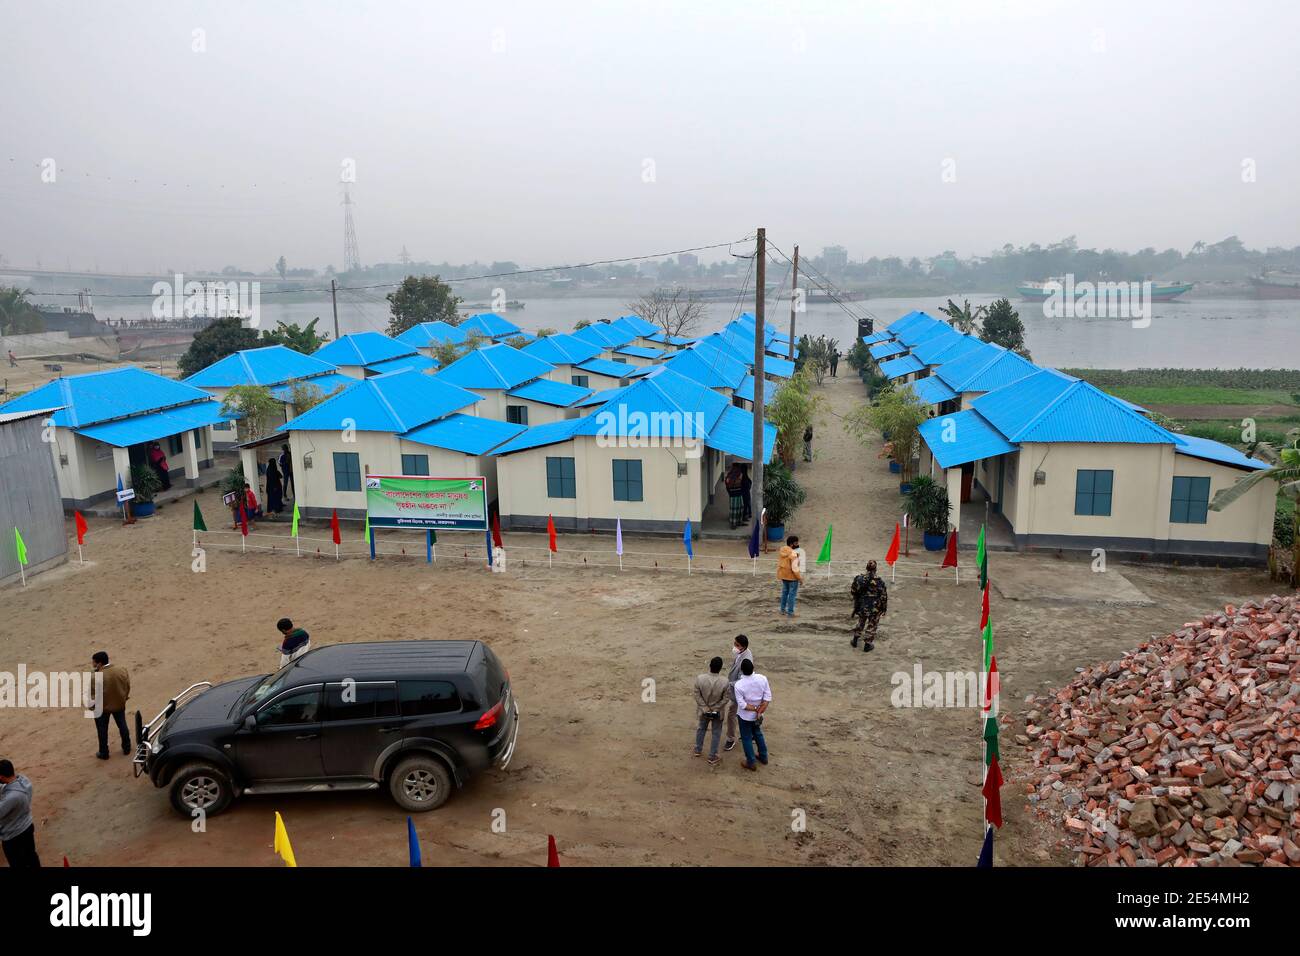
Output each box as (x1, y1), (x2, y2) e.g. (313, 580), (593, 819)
(1018, 594), (1300, 866)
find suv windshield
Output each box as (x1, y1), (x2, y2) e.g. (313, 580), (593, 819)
(234, 665), (294, 716)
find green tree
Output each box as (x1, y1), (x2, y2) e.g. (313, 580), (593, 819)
(979, 298), (1030, 359)
(178, 316), (260, 375)
(286, 379), (342, 414)
(938, 297), (986, 334)
(846, 383), (928, 482)
(430, 331), (487, 369)
(0, 286), (44, 336)
(796, 334), (838, 385)
(385, 275), (462, 336)
(573, 319), (592, 331)
(260, 318), (329, 353)
(275, 256), (287, 280)
(220, 384), (283, 442)
(765, 367), (825, 467)
(1210, 430), (1300, 585)
(535, 327), (558, 337)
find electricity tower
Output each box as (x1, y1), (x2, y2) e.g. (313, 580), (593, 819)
(342, 185), (361, 273)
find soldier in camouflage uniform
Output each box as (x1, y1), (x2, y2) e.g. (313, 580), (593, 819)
(850, 560), (888, 652)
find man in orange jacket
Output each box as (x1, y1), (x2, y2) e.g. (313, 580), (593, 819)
(776, 534), (805, 616)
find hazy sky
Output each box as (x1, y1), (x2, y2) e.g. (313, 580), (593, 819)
(2, 0), (1297, 274)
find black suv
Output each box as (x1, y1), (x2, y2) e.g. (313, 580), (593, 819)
(133, 640), (518, 817)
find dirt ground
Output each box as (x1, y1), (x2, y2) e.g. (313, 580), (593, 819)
(0, 372), (1288, 867)
(2, 355), (179, 397)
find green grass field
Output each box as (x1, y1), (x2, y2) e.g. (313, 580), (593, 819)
(1103, 385), (1299, 406)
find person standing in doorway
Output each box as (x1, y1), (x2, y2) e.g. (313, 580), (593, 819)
(692, 656), (730, 766)
(777, 535), (805, 616)
(0, 759), (40, 868)
(264, 458), (284, 517)
(279, 443), (294, 499)
(722, 634), (753, 753)
(148, 441), (172, 490)
(724, 463), (746, 529)
(90, 651), (131, 759)
(733, 659), (771, 771)
(740, 464), (753, 522)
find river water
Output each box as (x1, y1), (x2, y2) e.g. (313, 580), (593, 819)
(246, 293), (1298, 370)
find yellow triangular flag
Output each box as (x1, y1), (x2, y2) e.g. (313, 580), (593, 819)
(273, 811), (297, 867)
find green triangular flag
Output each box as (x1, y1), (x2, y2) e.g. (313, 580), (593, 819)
(14, 527), (28, 566)
(983, 714), (1000, 764)
(976, 524), (986, 564)
(982, 619), (994, 672)
(815, 524), (833, 565)
(429, 529), (437, 543)
(290, 501), (300, 538)
(979, 550), (988, 591)
(192, 500), (207, 533)
(363, 514), (370, 541)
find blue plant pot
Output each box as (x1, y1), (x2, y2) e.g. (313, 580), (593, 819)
(899, 482), (912, 495)
(134, 501), (156, 517)
(923, 531), (947, 551)
(888, 460), (901, 474)
(766, 523), (785, 542)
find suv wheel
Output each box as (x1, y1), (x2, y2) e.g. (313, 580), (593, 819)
(169, 762), (234, 817)
(389, 755), (452, 812)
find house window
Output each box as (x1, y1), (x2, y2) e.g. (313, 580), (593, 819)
(168, 435), (183, 456)
(333, 451), (362, 492)
(546, 456), (576, 498)
(213, 419), (231, 431)
(1170, 476), (1211, 524)
(1074, 469), (1113, 516)
(571, 375), (589, 388)
(612, 459), (644, 502)
(193, 428), (204, 451)
(401, 454), (429, 476)
(506, 405), (529, 426)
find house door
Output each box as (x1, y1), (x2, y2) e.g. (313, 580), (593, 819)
(994, 457), (1005, 514)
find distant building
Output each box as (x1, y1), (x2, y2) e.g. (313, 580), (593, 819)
(677, 253), (699, 268)
(820, 246), (849, 272)
(314, 331), (424, 379)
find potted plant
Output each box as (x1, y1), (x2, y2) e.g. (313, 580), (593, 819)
(905, 475), (951, 551)
(762, 461), (806, 542)
(129, 463), (163, 517)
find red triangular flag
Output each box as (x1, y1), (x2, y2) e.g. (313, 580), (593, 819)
(980, 584), (990, 629)
(239, 503), (249, 537)
(546, 515), (557, 553)
(547, 834), (560, 867)
(63, 855), (70, 867)
(884, 523), (900, 566)
(982, 755), (1004, 829)
(330, 509), (341, 545)
(74, 510), (88, 545)
(983, 655), (1000, 717)
(491, 512), (503, 549)
(941, 528), (958, 568)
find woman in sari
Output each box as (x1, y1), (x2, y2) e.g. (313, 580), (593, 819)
(264, 458), (284, 516)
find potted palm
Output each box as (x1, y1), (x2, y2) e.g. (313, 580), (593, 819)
(129, 463), (163, 517)
(905, 475), (951, 550)
(762, 461), (807, 542)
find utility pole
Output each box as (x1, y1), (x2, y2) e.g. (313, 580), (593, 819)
(330, 279), (340, 340)
(787, 244), (798, 360)
(752, 228), (766, 540)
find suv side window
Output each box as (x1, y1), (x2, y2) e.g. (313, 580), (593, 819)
(399, 681), (463, 716)
(323, 681), (398, 721)
(256, 686), (322, 727)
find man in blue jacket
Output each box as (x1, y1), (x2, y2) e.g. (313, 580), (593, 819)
(0, 759), (40, 868)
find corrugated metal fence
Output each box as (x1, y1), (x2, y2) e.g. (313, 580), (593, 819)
(0, 415), (68, 585)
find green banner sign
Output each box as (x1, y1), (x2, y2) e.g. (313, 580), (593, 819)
(365, 475), (488, 530)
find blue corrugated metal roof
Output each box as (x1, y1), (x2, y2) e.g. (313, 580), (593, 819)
(870, 341), (907, 359)
(663, 348), (746, 390)
(910, 375), (959, 405)
(505, 378), (592, 407)
(521, 333), (603, 366)
(878, 354), (926, 380)
(762, 355), (795, 378)
(0, 366), (217, 428)
(314, 332), (414, 367)
(460, 312), (522, 338)
(394, 321), (467, 348)
(575, 385), (628, 408)
(697, 332), (754, 365)
(74, 399), (231, 447)
(494, 331), (535, 345)
(645, 330), (691, 346)
(435, 342), (555, 390)
(918, 410), (1020, 469)
(576, 357), (638, 380)
(268, 372), (355, 403)
(625, 365), (656, 379)
(735, 375), (756, 403)
(1173, 434), (1270, 471)
(573, 368), (728, 440)
(365, 353), (439, 375)
(281, 368), (480, 433)
(615, 345), (666, 360)
(401, 413), (525, 455)
(934, 341), (1003, 389)
(960, 350), (1038, 393)
(923, 334), (985, 367)
(909, 326), (964, 364)
(861, 330), (893, 345)
(183, 345), (338, 388)
(573, 322), (636, 349)
(706, 405), (776, 463)
(610, 314), (659, 337)
(891, 311), (946, 345)
(972, 370), (1174, 444)
(491, 417), (583, 454)
(730, 313), (777, 344)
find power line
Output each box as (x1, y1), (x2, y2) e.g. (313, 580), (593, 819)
(767, 239), (878, 326)
(30, 236), (756, 299)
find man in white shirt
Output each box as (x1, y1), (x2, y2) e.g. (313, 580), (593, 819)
(733, 658), (771, 770)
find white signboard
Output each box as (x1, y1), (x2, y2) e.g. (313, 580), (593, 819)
(116, 488), (136, 503)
